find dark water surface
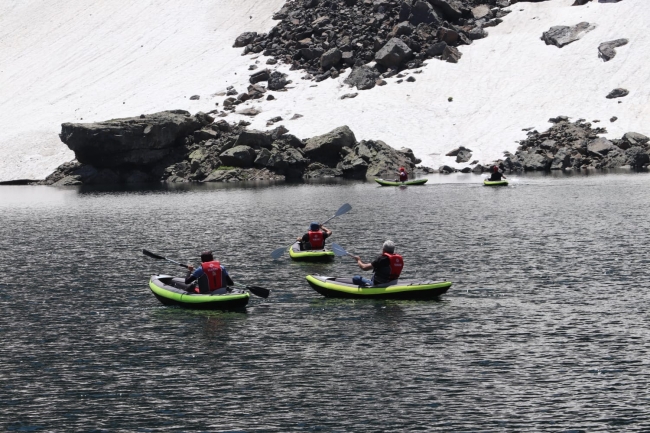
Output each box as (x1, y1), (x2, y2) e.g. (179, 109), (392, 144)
(1, 173), (650, 432)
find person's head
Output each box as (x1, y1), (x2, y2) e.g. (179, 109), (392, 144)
(399, 166), (405, 172)
(200, 250), (214, 262)
(493, 165), (499, 173)
(382, 240), (395, 254)
(309, 222), (320, 231)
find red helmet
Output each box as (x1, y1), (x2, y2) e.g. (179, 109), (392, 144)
(493, 166), (499, 173)
(399, 166), (405, 171)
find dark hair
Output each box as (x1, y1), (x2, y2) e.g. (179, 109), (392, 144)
(200, 251), (214, 262)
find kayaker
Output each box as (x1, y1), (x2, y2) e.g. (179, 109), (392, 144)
(184, 250), (234, 294)
(351, 240), (404, 287)
(487, 165), (506, 182)
(298, 222), (332, 251)
(396, 166), (408, 182)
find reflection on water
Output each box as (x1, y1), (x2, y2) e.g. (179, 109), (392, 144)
(1, 172), (650, 431)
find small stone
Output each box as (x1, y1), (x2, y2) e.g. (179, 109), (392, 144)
(606, 88), (629, 99)
(266, 94), (275, 100)
(189, 95), (200, 100)
(340, 93), (358, 99)
(290, 113), (303, 120)
(406, 76), (416, 82)
(610, 116), (618, 122)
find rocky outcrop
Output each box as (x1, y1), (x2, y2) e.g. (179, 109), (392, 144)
(59, 110), (211, 169)
(541, 22), (596, 48)
(598, 39), (628, 62)
(233, 0), (512, 89)
(494, 118), (650, 172)
(41, 115), (422, 185)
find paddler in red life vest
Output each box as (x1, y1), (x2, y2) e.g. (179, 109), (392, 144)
(487, 165), (507, 182)
(351, 240), (403, 287)
(396, 166), (408, 182)
(298, 222), (332, 251)
(184, 250), (234, 294)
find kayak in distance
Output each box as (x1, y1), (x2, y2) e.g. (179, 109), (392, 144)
(483, 179), (508, 186)
(374, 178), (428, 187)
(305, 275), (452, 300)
(289, 241), (335, 262)
(148, 275), (250, 310)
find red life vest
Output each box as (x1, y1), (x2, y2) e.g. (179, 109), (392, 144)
(382, 252), (404, 280)
(308, 230), (324, 249)
(399, 171), (408, 182)
(200, 261), (223, 291)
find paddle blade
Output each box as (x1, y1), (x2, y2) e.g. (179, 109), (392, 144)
(143, 249), (165, 260)
(271, 247), (287, 260)
(335, 203), (352, 217)
(247, 285), (271, 299)
(331, 243), (348, 257)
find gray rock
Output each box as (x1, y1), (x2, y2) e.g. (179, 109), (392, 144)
(339, 156), (369, 179)
(541, 22), (596, 48)
(305, 162), (343, 178)
(625, 147), (650, 169)
(588, 137), (614, 156)
(354, 139), (417, 178)
(59, 110), (206, 168)
(471, 5), (491, 20)
(437, 27), (459, 45)
(426, 42), (447, 57)
(519, 151), (552, 171)
(341, 93), (359, 99)
(234, 32), (257, 48)
(550, 148), (571, 170)
(456, 149), (472, 163)
(268, 71), (289, 90)
(249, 69), (270, 84)
(446, 146), (472, 157)
(429, 0), (468, 20)
(606, 88), (629, 99)
(203, 168), (243, 182)
(234, 130), (272, 149)
(598, 39), (628, 62)
(390, 22), (414, 37)
(321, 48), (342, 69)
(304, 126), (357, 166)
(441, 45), (462, 63)
(409, 1), (442, 26)
(375, 38), (413, 68)
(344, 66), (380, 90)
(622, 132), (649, 147)
(253, 148), (272, 166)
(219, 145), (256, 167)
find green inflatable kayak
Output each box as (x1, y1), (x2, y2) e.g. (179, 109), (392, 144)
(375, 178), (428, 186)
(306, 275), (452, 299)
(148, 275), (250, 310)
(289, 242), (335, 262)
(483, 179), (508, 186)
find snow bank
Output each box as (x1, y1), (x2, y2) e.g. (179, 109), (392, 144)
(0, 0), (647, 181)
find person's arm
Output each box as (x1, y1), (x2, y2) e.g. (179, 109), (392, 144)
(185, 265), (197, 284)
(352, 255), (373, 271)
(222, 267), (234, 286)
(321, 226), (332, 237)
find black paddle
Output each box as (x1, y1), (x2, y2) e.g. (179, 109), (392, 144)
(142, 249), (270, 298)
(271, 203), (352, 260)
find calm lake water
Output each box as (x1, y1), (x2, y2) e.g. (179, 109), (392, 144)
(1, 172), (650, 432)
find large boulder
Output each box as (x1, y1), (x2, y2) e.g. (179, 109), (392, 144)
(219, 145), (256, 168)
(375, 38), (413, 68)
(541, 22), (596, 48)
(622, 132), (649, 147)
(344, 65), (380, 90)
(264, 146), (310, 179)
(59, 110), (208, 168)
(587, 137), (615, 156)
(625, 147), (650, 169)
(303, 126), (357, 166)
(234, 130), (272, 149)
